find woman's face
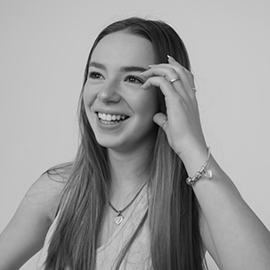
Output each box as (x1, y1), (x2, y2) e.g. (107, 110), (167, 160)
(83, 31), (159, 153)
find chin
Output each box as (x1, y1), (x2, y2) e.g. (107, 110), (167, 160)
(95, 137), (124, 150)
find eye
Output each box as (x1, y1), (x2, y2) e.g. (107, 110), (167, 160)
(125, 75), (144, 84)
(89, 72), (103, 80)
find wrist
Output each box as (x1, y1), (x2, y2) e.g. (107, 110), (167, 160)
(186, 147), (212, 186)
(178, 143), (209, 178)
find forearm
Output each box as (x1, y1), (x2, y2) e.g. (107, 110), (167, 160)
(182, 148), (270, 270)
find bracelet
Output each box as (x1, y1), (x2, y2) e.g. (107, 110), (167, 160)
(186, 147), (213, 186)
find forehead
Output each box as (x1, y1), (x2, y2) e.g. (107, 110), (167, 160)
(91, 31), (155, 68)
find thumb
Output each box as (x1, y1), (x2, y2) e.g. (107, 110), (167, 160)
(153, 112), (168, 129)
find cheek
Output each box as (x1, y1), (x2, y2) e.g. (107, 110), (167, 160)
(140, 89), (159, 115)
(82, 83), (95, 107)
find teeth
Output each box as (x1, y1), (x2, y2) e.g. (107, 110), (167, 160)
(98, 112), (127, 122)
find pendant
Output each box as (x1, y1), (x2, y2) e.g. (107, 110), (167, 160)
(205, 169), (213, 179)
(114, 214), (124, 225)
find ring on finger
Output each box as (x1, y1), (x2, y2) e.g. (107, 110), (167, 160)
(170, 77), (180, 84)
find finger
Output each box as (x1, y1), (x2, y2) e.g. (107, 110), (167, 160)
(141, 76), (184, 100)
(153, 112), (168, 130)
(159, 57), (196, 98)
(141, 68), (189, 100)
(167, 57), (196, 98)
(167, 56), (194, 85)
(143, 64), (179, 82)
(143, 63), (195, 99)
(146, 62), (193, 88)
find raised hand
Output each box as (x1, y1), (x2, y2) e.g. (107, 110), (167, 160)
(141, 56), (207, 161)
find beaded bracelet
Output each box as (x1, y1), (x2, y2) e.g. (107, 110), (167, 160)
(186, 147), (213, 186)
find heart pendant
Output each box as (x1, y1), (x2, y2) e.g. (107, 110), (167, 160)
(114, 215), (124, 225)
(205, 169), (213, 179)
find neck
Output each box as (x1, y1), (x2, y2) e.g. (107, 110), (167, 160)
(107, 146), (152, 207)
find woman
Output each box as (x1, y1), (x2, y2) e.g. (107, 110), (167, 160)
(0, 17), (269, 270)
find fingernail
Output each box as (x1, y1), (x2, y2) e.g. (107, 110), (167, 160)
(140, 72), (144, 76)
(167, 55), (175, 61)
(141, 82), (148, 89)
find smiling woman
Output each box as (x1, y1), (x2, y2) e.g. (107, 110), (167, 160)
(0, 17), (270, 270)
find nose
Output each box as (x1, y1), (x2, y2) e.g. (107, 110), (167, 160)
(97, 79), (121, 103)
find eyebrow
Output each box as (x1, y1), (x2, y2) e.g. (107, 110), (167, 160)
(89, 61), (147, 73)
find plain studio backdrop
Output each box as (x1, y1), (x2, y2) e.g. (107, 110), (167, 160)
(0, 1), (269, 269)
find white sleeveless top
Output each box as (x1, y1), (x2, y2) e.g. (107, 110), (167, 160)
(37, 185), (152, 270)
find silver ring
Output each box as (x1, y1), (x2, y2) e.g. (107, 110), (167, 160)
(161, 118), (168, 128)
(170, 77), (179, 84)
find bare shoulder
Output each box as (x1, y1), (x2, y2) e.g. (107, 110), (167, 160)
(25, 163), (71, 222)
(0, 164), (71, 269)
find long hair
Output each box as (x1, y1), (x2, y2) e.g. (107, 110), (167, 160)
(44, 17), (206, 270)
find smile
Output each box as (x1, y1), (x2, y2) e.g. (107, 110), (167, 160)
(97, 112), (129, 125)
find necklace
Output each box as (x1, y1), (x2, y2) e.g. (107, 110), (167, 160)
(108, 183), (147, 225)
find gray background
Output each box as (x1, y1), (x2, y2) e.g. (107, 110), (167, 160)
(1, 0), (269, 269)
